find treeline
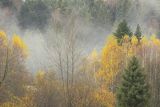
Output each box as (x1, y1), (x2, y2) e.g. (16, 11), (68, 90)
(0, 20), (160, 107)
(0, 0), (152, 31)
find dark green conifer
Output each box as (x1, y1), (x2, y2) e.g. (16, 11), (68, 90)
(135, 24), (142, 41)
(117, 56), (150, 107)
(114, 20), (132, 43)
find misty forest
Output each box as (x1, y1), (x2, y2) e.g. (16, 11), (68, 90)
(0, 0), (160, 107)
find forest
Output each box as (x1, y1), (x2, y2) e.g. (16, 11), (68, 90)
(0, 0), (160, 107)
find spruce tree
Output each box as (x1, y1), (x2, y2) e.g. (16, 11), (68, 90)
(134, 24), (142, 41)
(116, 56), (149, 107)
(114, 20), (132, 43)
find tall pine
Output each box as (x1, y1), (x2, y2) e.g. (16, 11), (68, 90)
(114, 20), (132, 43)
(116, 56), (149, 107)
(134, 24), (142, 41)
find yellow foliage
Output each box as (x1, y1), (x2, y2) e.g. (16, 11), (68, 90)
(94, 35), (125, 107)
(140, 36), (148, 45)
(36, 70), (45, 81)
(150, 34), (160, 46)
(150, 34), (156, 41)
(131, 36), (138, 45)
(123, 35), (130, 43)
(0, 95), (35, 107)
(12, 35), (28, 56)
(0, 31), (29, 57)
(95, 86), (115, 107)
(90, 49), (98, 59)
(92, 34), (160, 107)
(93, 35), (160, 107)
(127, 48), (134, 57)
(101, 35), (124, 82)
(0, 30), (7, 39)
(0, 30), (7, 46)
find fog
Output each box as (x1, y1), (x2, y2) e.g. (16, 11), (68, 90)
(0, 0), (160, 72)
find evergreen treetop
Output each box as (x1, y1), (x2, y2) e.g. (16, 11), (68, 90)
(114, 20), (132, 39)
(134, 24), (142, 40)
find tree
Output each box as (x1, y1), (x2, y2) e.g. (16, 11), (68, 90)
(94, 36), (125, 107)
(114, 20), (132, 43)
(116, 56), (149, 107)
(33, 71), (63, 107)
(134, 24), (142, 41)
(0, 31), (9, 88)
(0, 0), (13, 8)
(0, 31), (30, 104)
(18, 0), (51, 31)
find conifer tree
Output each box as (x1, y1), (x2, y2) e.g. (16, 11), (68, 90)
(114, 20), (132, 43)
(18, 0), (51, 30)
(135, 24), (142, 41)
(0, 0), (12, 8)
(116, 56), (150, 107)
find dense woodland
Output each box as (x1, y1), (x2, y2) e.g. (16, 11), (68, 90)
(0, 0), (160, 107)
